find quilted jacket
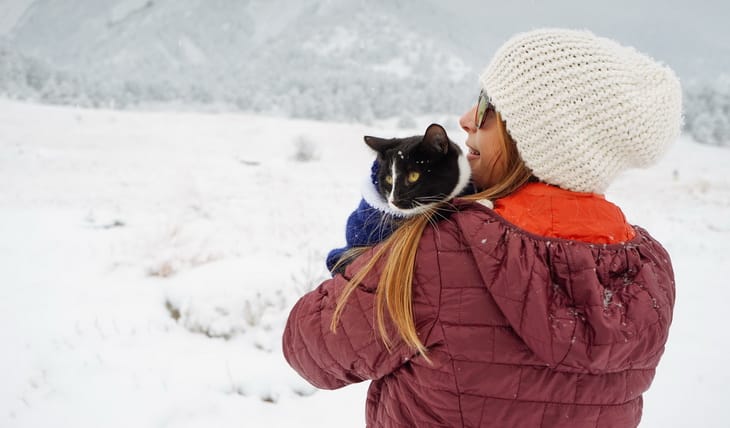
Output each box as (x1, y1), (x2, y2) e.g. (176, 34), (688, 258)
(283, 184), (675, 427)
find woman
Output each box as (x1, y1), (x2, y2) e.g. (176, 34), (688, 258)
(283, 29), (682, 427)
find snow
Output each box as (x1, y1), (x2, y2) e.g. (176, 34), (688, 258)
(1, 98), (729, 427)
(372, 58), (412, 79)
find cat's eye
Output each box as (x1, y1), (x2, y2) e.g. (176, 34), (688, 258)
(407, 171), (420, 183)
(385, 175), (393, 185)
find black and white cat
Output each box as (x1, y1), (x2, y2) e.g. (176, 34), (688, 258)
(361, 123), (472, 217)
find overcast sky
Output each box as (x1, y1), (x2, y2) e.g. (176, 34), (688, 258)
(425, 0), (729, 81)
(3, 0), (728, 81)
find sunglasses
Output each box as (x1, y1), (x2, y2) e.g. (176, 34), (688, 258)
(475, 90), (495, 129)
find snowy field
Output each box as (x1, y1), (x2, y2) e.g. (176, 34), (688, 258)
(1, 99), (728, 427)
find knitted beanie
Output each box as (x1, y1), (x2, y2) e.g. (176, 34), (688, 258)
(479, 29), (683, 193)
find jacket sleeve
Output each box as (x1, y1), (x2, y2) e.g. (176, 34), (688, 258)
(283, 241), (441, 390)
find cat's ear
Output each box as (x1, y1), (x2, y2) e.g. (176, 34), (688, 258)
(364, 136), (397, 153)
(423, 123), (450, 155)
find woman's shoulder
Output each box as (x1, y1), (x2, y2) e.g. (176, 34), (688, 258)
(420, 199), (504, 253)
(439, 196), (665, 256)
(451, 183), (638, 245)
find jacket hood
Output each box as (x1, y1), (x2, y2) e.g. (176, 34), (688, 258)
(453, 202), (675, 374)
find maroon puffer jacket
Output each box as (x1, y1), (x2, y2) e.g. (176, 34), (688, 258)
(283, 201), (675, 427)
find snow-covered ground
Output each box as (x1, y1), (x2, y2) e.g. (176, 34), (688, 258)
(1, 99), (728, 427)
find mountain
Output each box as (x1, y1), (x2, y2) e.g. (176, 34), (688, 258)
(1, 0), (729, 124)
(0, 0), (478, 120)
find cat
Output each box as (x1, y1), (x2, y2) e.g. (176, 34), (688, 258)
(325, 123), (472, 273)
(361, 123), (472, 217)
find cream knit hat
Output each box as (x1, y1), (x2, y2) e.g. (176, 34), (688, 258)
(480, 29), (683, 193)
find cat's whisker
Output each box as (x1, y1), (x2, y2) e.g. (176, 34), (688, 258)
(429, 214), (443, 233)
(379, 214), (398, 241)
(411, 202), (443, 232)
(364, 208), (397, 243)
(439, 203), (459, 215)
(431, 207), (448, 222)
(425, 213), (439, 231)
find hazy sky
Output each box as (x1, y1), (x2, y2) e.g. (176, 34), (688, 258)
(1, 0), (727, 124)
(426, 0), (730, 81)
(2, 0), (728, 82)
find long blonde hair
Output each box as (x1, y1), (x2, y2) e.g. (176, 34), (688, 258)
(330, 112), (534, 357)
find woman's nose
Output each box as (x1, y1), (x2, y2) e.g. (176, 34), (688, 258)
(459, 106), (477, 133)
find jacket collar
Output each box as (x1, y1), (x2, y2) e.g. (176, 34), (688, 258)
(492, 182), (635, 244)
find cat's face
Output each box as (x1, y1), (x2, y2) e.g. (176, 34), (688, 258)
(364, 124), (471, 216)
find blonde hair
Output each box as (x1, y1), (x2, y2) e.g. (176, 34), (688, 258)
(330, 112), (534, 357)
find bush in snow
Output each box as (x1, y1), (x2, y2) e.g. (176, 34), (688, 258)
(162, 257), (304, 346)
(291, 135), (321, 162)
(683, 75), (730, 147)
